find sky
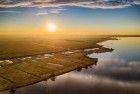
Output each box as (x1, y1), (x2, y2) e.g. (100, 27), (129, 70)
(0, 0), (140, 35)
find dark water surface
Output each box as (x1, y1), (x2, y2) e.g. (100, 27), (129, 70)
(1, 37), (140, 94)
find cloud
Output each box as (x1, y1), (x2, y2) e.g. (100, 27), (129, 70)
(0, 0), (12, 3)
(0, 0), (140, 9)
(35, 8), (65, 16)
(35, 12), (48, 16)
(0, 10), (20, 13)
(133, 0), (140, 4)
(50, 8), (65, 14)
(0, 1), (31, 8)
(83, 57), (140, 81)
(1, 72), (140, 94)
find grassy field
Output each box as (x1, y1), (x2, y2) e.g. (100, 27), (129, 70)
(0, 34), (111, 60)
(0, 34), (113, 92)
(0, 51), (98, 92)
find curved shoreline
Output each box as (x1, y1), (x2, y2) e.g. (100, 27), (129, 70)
(0, 37), (115, 92)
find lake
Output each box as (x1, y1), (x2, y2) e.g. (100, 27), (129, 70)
(1, 37), (140, 94)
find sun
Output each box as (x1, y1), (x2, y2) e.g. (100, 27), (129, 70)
(47, 23), (57, 32)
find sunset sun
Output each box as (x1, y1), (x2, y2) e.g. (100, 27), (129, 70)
(47, 23), (57, 32)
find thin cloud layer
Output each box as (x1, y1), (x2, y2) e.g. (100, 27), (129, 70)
(0, 0), (140, 9)
(35, 8), (65, 16)
(0, 10), (20, 13)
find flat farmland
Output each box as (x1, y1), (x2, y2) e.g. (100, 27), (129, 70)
(0, 35), (110, 59)
(0, 34), (112, 91)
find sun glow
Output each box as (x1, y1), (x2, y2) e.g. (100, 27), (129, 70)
(47, 23), (57, 32)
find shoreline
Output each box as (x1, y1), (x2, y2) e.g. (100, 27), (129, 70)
(0, 36), (115, 92)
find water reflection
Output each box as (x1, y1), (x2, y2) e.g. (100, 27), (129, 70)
(1, 37), (140, 94)
(88, 58), (140, 81)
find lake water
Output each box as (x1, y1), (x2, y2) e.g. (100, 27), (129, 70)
(1, 37), (140, 94)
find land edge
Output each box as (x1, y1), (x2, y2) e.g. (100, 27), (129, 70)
(0, 37), (116, 92)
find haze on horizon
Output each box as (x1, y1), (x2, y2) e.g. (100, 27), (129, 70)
(0, 0), (140, 35)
